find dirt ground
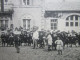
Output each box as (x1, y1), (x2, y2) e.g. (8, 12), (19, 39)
(0, 45), (80, 60)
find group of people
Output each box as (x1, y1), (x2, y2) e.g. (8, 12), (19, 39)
(0, 29), (80, 55)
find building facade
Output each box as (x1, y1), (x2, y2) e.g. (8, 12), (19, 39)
(0, 0), (80, 33)
(44, 1), (80, 33)
(0, 0), (44, 31)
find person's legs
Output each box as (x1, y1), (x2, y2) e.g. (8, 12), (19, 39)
(48, 45), (51, 51)
(33, 40), (35, 49)
(2, 41), (3, 46)
(4, 41), (5, 47)
(58, 50), (60, 55)
(60, 50), (62, 55)
(35, 40), (38, 49)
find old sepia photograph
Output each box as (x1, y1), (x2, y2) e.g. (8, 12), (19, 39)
(0, 0), (80, 60)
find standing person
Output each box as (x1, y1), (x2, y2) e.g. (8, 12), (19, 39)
(9, 34), (14, 47)
(32, 28), (39, 49)
(14, 35), (20, 53)
(5, 33), (9, 46)
(47, 32), (52, 51)
(39, 32), (44, 48)
(1, 33), (6, 47)
(29, 32), (33, 46)
(27, 33), (31, 46)
(55, 37), (63, 55)
(68, 35), (72, 47)
(20, 33), (24, 46)
(23, 33), (27, 46)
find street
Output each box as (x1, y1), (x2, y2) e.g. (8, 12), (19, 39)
(0, 45), (80, 60)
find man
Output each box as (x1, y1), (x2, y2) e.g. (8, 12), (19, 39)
(27, 33), (31, 46)
(23, 33), (27, 46)
(55, 37), (63, 55)
(9, 34), (14, 47)
(1, 33), (6, 47)
(5, 33), (9, 46)
(47, 32), (52, 51)
(39, 32), (44, 48)
(20, 33), (24, 46)
(14, 35), (20, 53)
(32, 28), (39, 49)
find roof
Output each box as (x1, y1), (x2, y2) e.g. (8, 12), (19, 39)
(45, 2), (80, 11)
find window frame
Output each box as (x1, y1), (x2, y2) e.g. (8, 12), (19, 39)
(66, 15), (80, 27)
(75, 22), (78, 26)
(51, 19), (57, 30)
(5, 0), (8, 2)
(66, 22), (69, 26)
(27, 0), (30, 5)
(70, 15), (73, 20)
(75, 15), (78, 20)
(70, 22), (74, 26)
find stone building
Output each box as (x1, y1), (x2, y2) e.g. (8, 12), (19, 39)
(0, 0), (44, 31)
(0, 0), (80, 33)
(44, 1), (80, 33)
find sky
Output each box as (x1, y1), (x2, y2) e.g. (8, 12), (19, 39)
(46, 0), (80, 3)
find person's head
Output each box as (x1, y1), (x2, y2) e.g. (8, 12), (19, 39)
(57, 37), (60, 40)
(5, 33), (9, 35)
(1, 32), (5, 35)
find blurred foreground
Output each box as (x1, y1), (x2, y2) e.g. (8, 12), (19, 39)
(0, 45), (80, 60)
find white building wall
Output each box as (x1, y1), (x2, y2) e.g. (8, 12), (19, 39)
(45, 18), (51, 30)
(58, 18), (65, 31)
(12, 7), (42, 30)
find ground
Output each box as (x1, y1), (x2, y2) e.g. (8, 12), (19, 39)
(0, 45), (80, 60)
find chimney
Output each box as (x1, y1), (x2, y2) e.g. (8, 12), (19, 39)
(1, 0), (4, 12)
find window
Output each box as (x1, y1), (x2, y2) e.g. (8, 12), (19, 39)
(75, 22), (78, 26)
(70, 22), (74, 26)
(70, 15), (73, 20)
(51, 19), (57, 22)
(0, 20), (4, 31)
(66, 17), (69, 20)
(23, 19), (26, 29)
(51, 23), (53, 26)
(27, 19), (30, 30)
(5, 20), (8, 29)
(75, 15), (78, 20)
(66, 15), (79, 27)
(23, 19), (31, 30)
(23, 0), (26, 5)
(54, 23), (57, 26)
(66, 22), (69, 26)
(54, 27), (57, 30)
(27, 0), (30, 5)
(51, 27), (53, 30)
(1, 20), (4, 27)
(5, 0), (8, 2)
(51, 19), (57, 30)
(23, 0), (30, 5)
(0, 20), (9, 30)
